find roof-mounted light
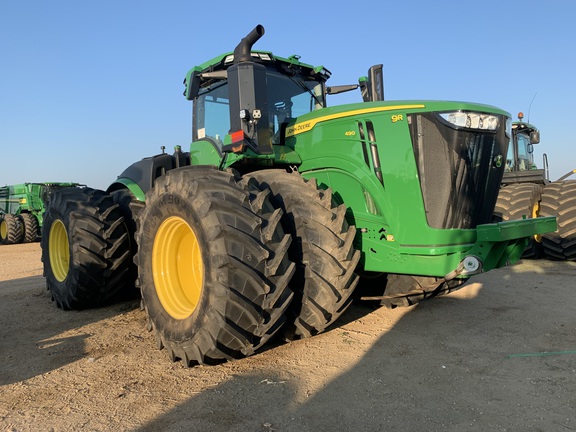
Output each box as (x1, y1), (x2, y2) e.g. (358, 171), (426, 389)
(313, 66), (331, 79)
(439, 111), (499, 131)
(224, 52), (273, 65)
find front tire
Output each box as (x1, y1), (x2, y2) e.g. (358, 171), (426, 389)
(41, 187), (134, 309)
(248, 170), (361, 340)
(136, 167), (295, 365)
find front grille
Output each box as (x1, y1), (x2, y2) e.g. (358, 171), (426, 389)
(408, 113), (507, 229)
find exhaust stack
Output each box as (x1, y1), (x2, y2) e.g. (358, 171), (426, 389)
(233, 25), (265, 63)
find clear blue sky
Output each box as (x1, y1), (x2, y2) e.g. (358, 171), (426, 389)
(1, 0), (575, 190)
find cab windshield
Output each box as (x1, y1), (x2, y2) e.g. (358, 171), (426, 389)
(506, 132), (534, 171)
(193, 70), (324, 147)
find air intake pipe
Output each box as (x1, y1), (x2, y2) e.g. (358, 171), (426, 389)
(233, 25), (265, 63)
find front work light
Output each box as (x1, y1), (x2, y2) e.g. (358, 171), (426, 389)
(439, 111), (499, 131)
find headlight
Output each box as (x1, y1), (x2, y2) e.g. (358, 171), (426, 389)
(439, 111), (500, 131)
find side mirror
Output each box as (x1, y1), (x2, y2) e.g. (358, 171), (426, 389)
(184, 69), (201, 101)
(530, 130), (540, 144)
(359, 64), (384, 102)
(369, 64), (384, 101)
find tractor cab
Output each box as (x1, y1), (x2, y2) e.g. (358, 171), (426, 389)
(183, 25), (383, 157)
(506, 112), (540, 172)
(501, 112), (547, 185)
(183, 25), (330, 155)
(185, 53), (328, 153)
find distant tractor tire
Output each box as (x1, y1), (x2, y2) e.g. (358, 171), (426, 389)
(539, 181), (576, 260)
(248, 170), (361, 340)
(41, 187), (134, 309)
(19, 213), (40, 243)
(493, 183), (544, 258)
(0, 214), (23, 245)
(135, 167), (295, 366)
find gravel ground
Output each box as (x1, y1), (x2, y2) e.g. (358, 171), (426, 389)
(0, 242), (575, 431)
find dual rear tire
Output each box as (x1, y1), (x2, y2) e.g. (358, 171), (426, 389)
(41, 168), (362, 365)
(41, 187), (134, 309)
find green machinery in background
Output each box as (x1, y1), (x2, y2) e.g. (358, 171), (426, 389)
(0, 182), (80, 245)
(493, 112), (576, 259)
(40, 25), (556, 366)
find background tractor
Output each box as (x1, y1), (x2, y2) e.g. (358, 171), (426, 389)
(0, 182), (80, 245)
(40, 25), (555, 366)
(493, 113), (576, 259)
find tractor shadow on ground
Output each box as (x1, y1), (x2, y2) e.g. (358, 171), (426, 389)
(0, 275), (140, 386)
(135, 261), (576, 432)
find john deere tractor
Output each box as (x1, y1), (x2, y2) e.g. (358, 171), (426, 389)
(493, 113), (576, 259)
(0, 182), (80, 245)
(40, 25), (555, 365)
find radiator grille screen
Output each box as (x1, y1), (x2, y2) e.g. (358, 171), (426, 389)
(408, 113), (507, 229)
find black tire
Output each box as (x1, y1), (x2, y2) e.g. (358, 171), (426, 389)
(248, 170), (361, 340)
(493, 183), (544, 258)
(19, 213), (40, 243)
(540, 181), (576, 260)
(356, 272), (467, 309)
(111, 188), (144, 299)
(41, 187), (134, 309)
(136, 167), (295, 365)
(0, 214), (23, 245)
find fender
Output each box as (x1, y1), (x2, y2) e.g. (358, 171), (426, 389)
(108, 152), (190, 198)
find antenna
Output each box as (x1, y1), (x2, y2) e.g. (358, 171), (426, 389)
(527, 92), (537, 123)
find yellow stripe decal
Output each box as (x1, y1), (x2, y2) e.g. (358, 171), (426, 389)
(285, 104), (426, 137)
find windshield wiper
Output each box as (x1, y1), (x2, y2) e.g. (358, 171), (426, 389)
(287, 71), (323, 107)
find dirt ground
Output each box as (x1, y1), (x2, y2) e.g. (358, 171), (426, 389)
(0, 242), (574, 432)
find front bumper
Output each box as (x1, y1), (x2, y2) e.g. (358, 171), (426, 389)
(361, 216), (557, 277)
(460, 216), (557, 276)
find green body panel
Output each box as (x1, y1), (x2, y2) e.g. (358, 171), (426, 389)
(188, 141), (302, 168)
(0, 182), (80, 227)
(191, 99), (555, 277)
(189, 140), (223, 166)
(115, 38), (557, 280)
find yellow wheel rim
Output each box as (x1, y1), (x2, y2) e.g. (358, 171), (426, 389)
(49, 219), (70, 282)
(152, 216), (203, 320)
(0, 219), (7, 240)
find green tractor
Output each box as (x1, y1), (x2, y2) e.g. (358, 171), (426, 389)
(40, 25), (555, 365)
(0, 182), (80, 245)
(493, 112), (576, 259)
